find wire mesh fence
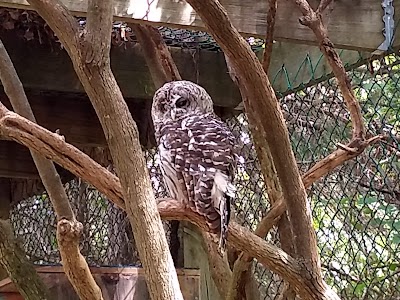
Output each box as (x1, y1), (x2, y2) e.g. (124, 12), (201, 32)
(9, 53), (400, 300)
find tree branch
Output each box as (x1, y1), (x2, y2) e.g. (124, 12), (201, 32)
(132, 24), (181, 88)
(226, 3), (296, 295)
(0, 104), (337, 300)
(0, 39), (103, 300)
(262, 0), (277, 72)
(25, 1), (183, 298)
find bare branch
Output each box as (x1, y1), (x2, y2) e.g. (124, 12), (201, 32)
(0, 39), (103, 300)
(262, 0), (277, 72)
(0, 105), (337, 300)
(292, 0), (383, 188)
(294, 0), (364, 140)
(132, 24), (181, 88)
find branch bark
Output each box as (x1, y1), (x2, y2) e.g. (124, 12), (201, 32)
(262, 0), (277, 72)
(0, 39), (103, 300)
(225, 1), (296, 297)
(26, 1), (183, 299)
(183, 0), (338, 298)
(0, 104), (337, 300)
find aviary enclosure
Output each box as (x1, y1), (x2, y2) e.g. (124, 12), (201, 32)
(0, 1), (398, 300)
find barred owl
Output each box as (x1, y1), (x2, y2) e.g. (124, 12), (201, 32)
(152, 80), (238, 250)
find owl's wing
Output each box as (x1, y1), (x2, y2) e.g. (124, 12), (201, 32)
(158, 113), (237, 250)
(182, 114), (238, 250)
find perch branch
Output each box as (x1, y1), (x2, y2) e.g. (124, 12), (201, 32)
(0, 39), (103, 300)
(26, 0), (183, 298)
(0, 105), (337, 300)
(262, 0), (277, 72)
(292, 0), (384, 187)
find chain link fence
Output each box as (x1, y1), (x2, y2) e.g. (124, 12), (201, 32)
(5, 11), (399, 298)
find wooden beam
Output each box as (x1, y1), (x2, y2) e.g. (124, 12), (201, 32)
(0, 91), (154, 147)
(0, 141), (73, 179)
(0, 0), (388, 51)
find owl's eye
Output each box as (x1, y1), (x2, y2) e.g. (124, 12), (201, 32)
(175, 98), (188, 108)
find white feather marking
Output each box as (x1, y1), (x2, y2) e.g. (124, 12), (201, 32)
(211, 170), (236, 251)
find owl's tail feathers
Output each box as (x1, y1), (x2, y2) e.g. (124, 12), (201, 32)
(212, 171), (235, 252)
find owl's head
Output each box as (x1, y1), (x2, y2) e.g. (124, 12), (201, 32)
(151, 80), (214, 123)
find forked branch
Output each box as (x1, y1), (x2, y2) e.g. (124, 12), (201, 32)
(293, 0), (383, 187)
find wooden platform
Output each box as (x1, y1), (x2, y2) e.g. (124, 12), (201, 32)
(0, 266), (200, 300)
(0, 0), (397, 51)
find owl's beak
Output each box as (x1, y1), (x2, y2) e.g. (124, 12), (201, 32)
(170, 109), (176, 120)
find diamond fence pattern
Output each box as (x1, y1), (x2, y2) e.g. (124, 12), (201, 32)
(10, 53), (400, 299)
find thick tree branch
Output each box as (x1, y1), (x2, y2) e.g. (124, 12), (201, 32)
(226, 7), (296, 295)
(0, 39), (103, 300)
(0, 105), (337, 300)
(183, 0), (338, 298)
(262, 0), (277, 72)
(25, 1), (183, 298)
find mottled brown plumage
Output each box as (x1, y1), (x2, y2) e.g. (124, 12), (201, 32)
(152, 80), (238, 250)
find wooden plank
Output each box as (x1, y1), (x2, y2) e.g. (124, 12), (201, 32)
(0, 266), (200, 300)
(0, 141), (73, 179)
(0, 0), (387, 51)
(0, 91), (153, 147)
